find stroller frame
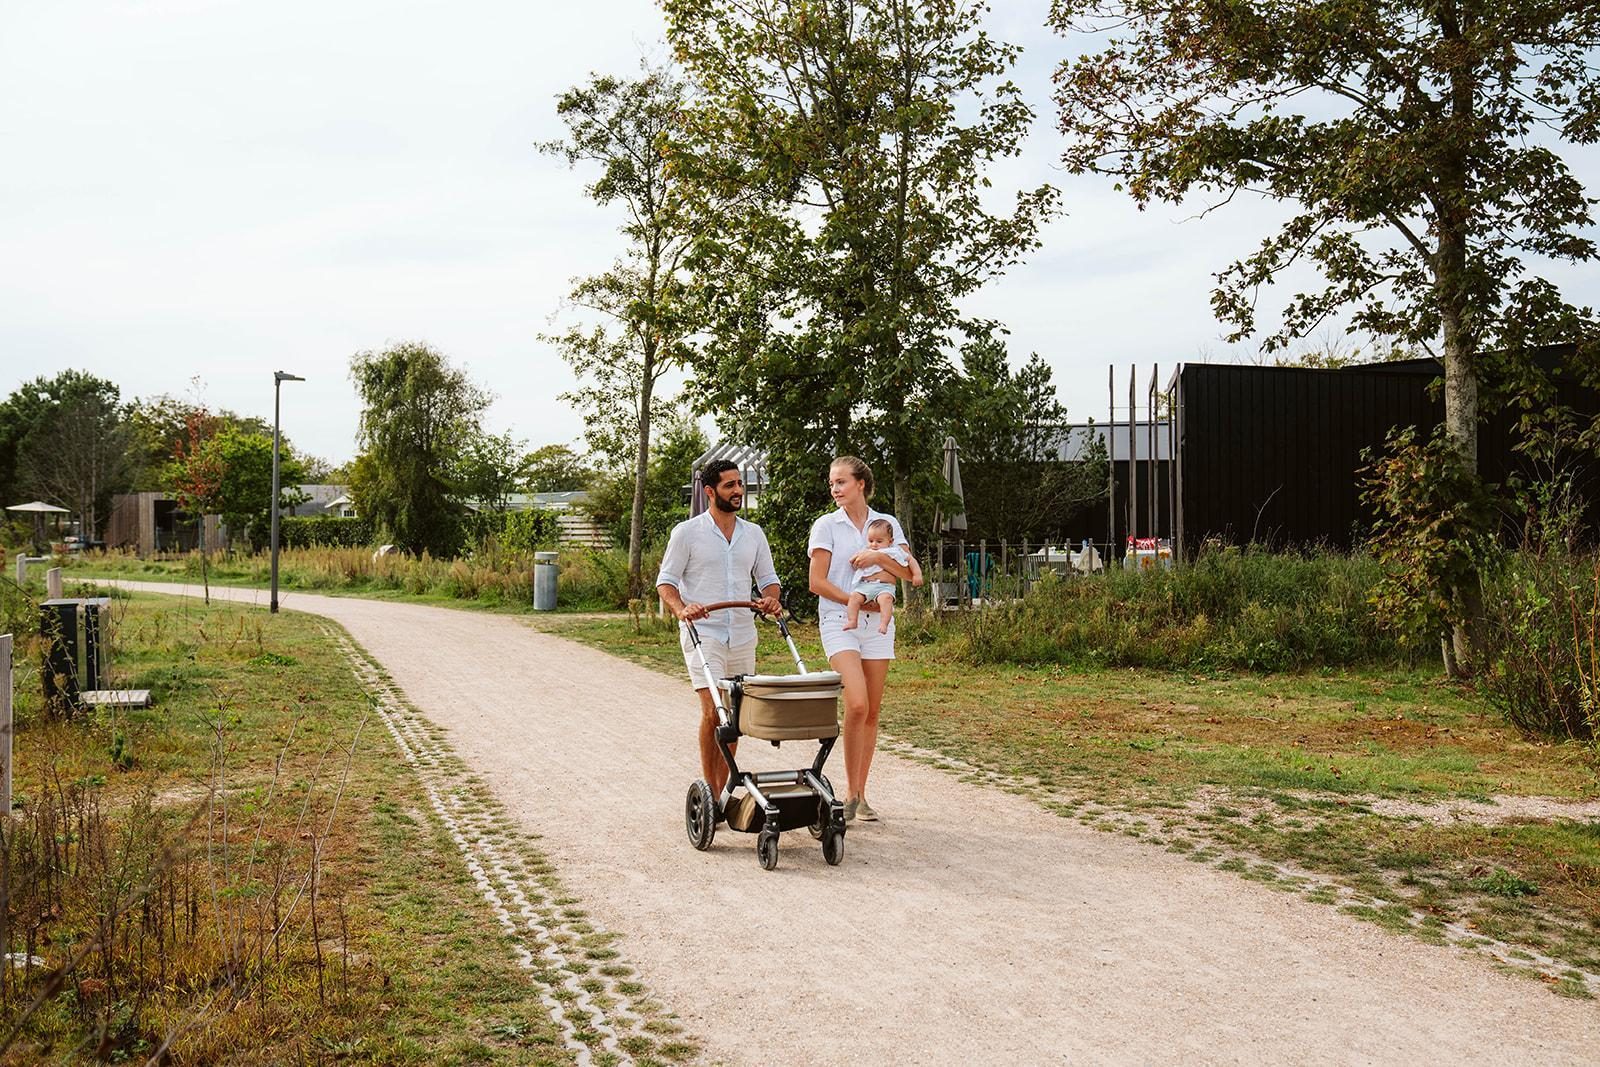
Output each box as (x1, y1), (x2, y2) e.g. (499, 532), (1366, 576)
(682, 600), (846, 871)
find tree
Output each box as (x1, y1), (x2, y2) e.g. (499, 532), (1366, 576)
(208, 427), (308, 549)
(523, 444), (593, 493)
(454, 430), (527, 513)
(942, 334), (1106, 541)
(14, 385), (136, 541)
(582, 417), (708, 548)
(166, 406), (225, 603)
(541, 67), (701, 600)
(1052, 0), (1600, 667)
(666, 0), (1058, 585)
(349, 342), (489, 557)
(1, 371), (130, 532)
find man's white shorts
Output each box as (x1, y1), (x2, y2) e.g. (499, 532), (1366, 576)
(818, 610), (896, 662)
(680, 629), (758, 691)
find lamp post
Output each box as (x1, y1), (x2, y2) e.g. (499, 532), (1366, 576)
(270, 371), (305, 613)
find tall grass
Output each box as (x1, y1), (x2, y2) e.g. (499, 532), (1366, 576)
(904, 547), (1411, 672)
(73, 544), (662, 611)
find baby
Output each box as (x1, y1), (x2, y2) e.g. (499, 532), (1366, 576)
(843, 518), (910, 634)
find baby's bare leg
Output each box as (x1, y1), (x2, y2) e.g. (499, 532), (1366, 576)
(843, 591), (866, 630)
(875, 592), (895, 634)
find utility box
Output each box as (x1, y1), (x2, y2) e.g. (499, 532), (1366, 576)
(40, 597), (111, 715)
(533, 552), (559, 612)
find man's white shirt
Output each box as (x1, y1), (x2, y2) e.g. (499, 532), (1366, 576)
(656, 510), (780, 646)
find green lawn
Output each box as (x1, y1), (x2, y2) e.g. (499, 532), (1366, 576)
(1, 590), (693, 1064)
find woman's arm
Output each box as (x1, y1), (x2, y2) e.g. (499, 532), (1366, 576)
(809, 548), (851, 606)
(848, 548), (912, 581)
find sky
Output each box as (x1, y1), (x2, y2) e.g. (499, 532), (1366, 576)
(3, 1), (1597, 467)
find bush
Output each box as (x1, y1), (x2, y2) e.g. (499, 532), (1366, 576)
(465, 509), (558, 555)
(1477, 549), (1600, 740)
(926, 546), (1408, 672)
(279, 515), (373, 549)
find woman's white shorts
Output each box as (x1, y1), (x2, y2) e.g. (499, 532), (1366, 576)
(818, 610), (896, 661)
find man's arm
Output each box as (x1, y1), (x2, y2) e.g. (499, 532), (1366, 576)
(655, 524), (706, 620)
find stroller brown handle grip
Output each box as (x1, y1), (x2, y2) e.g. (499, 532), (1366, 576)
(699, 600), (761, 612)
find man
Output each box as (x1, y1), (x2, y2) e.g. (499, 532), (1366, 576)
(656, 459), (782, 802)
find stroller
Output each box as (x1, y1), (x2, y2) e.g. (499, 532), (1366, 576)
(681, 600), (846, 871)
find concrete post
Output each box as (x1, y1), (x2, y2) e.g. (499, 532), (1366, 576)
(46, 566), (62, 600)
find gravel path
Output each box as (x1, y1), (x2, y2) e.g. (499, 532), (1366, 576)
(117, 582), (1600, 1064)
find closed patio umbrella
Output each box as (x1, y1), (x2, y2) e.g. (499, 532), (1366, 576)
(938, 436), (967, 534)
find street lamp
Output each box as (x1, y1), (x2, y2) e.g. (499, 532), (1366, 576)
(270, 370), (305, 614)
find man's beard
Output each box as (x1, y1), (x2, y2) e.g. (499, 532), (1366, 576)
(712, 491), (742, 513)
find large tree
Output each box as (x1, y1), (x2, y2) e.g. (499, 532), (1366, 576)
(349, 342), (489, 557)
(541, 67), (700, 600)
(1, 371), (131, 532)
(13, 382), (135, 541)
(666, 0), (1058, 585)
(1052, 0), (1600, 665)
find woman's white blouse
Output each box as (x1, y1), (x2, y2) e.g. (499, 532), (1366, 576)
(807, 507), (909, 618)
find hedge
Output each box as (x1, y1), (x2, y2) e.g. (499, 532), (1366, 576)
(279, 515), (373, 548)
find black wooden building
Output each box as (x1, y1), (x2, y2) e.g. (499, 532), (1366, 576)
(1164, 349), (1597, 556)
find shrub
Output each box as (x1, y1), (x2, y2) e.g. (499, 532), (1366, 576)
(931, 546), (1408, 672)
(1476, 549), (1600, 740)
(465, 509), (558, 555)
(279, 516), (373, 549)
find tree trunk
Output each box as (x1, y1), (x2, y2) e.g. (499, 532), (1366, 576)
(1438, 233), (1481, 677)
(627, 353), (655, 602)
(198, 515), (210, 606)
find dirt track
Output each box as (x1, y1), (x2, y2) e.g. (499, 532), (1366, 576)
(117, 582), (1600, 1065)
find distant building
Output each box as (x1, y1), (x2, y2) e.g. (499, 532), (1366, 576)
(105, 493), (222, 557)
(288, 484), (355, 517)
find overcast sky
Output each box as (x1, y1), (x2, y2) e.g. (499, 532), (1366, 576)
(3, 1), (1596, 466)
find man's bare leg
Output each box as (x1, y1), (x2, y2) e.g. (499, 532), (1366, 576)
(697, 688), (735, 799)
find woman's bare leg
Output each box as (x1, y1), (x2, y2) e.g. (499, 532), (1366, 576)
(858, 658), (889, 795)
(830, 649), (870, 798)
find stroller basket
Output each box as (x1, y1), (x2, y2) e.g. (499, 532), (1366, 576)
(722, 672), (842, 741)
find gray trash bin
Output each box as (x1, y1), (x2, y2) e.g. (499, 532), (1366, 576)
(533, 551), (560, 611)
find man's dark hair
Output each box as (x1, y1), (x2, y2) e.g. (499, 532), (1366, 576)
(701, 458), (741, 490)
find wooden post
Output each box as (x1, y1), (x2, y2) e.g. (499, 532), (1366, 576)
(1149, 363), (1158, 542)
(46, 567), (62, 600)
(1127, 364), (1137, 552)
(1106, 365), (1115, 557)
(2, 633), (11, 820)
(14, 556), (24, 586)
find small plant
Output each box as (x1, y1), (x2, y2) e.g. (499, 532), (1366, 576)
(248, 651), (298, 667)
(108, 728), (134, 770)
(1471, 867), (1540, 899)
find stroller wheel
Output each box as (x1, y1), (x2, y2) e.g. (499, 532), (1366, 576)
(822, 824), (844, 866)
(685, 780), (716, 851)
(757, 827), (780, 871)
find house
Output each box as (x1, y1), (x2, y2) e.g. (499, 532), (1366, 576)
(105, 493), (222, 557)
(288, 484), (356, 517)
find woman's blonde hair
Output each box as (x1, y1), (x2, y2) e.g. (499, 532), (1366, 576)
(830, 455), (874, 498)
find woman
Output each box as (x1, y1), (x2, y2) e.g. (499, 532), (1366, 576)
(807, 456), (919, 822)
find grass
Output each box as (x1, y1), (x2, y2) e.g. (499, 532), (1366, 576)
(59, 544), (658, 613)
(541, 609), (1600, 991)
(0, 588), (690, 1064)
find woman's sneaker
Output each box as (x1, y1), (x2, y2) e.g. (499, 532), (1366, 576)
(856, 797), (880, 822)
